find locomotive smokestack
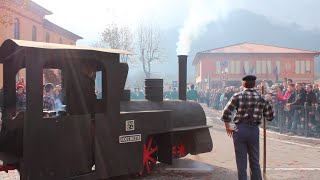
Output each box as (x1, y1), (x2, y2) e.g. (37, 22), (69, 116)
(178, 55), (187, 100)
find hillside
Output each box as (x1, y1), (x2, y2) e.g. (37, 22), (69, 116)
(128, 9), (320, 84)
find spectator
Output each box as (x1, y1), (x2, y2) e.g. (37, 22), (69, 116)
(224, 87), (233, 102)
(305, 84), (316, 106)
(214, 89), (222, 109)
(16, 77), (26, 90)
(287, 83), (306, 135)
(43, 83), (56, 111)
(53, 89), (62, 110)
(164, 87), (172, 100)
(274, 85), (283, 101)
(55, 85), (64, 103)
(131, 88), (138, 99)
(187, 84), (199, 101)
(205, 89), (211, 107)
(282, 80), (288, 95)
(137, 89), (145, 99)
(278, 83), (295, 103)
(256, 84), (262, 94)
(305, 84), (316, 136)
(16, 85), (26, 112)
(313, 84), (320, 104)
(170, 88), (178, 100)
(280, 83), (296, 132)
(261, 79), (270, 92)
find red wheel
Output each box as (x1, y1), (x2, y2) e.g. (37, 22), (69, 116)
(177, 144), (186, 157)
(139, 136), (158, 175)
(172, 143), (187, 158)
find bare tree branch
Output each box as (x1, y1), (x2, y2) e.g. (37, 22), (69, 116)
(0, 0), (30, 27)
(136, 23), (164, 79)
(93, 22), (134, 63)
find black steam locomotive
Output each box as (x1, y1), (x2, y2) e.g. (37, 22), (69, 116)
(0, 39), (212, 180)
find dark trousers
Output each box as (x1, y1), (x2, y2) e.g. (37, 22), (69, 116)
(233, 124), (262, 180)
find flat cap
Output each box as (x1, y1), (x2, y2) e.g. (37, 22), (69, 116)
(242, 75), (257, 81)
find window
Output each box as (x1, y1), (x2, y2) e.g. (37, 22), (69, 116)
(306, 60), (311, 74)
(230, 61), (235, 74)
(196, 62), (200, 77)
(216, 61), (221, 74)
(276, 61), (281, 74)
(235, 61), (241, 74)
(300, 61), (306, 74)
(261, 60), (267, 74)
(96, 71), (102, 99)
(295, 61), (300, 74)
(267, 60), (272, 74)
(295, 60), (311, 74)
(256, 60), (261, 74)
(46, 32), (50, 43)
(32, 26), (37, 41)
(244, 61), (249, 74)
(14, 18), (20, 39)
(43, 69), (63, 111)
(59, 38), (63, 44)
(15, 69), (26, 112)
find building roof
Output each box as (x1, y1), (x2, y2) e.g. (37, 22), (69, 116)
(43, 19), (83, 41)
(193, 42), (320, 65)
(200, 42), (319, 54)
(27, 0), (52, 16)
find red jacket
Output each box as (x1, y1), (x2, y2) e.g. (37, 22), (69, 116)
(278, 90), (292, 102)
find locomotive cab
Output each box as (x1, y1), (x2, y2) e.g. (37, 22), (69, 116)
(0, 39), (213, 180)
(0, 39), (135, 179)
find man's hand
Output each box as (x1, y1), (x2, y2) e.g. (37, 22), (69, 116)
(226, 127), (236, 137)
(225, 122), (236, 137)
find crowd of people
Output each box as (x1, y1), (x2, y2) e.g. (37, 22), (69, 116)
(195, 78), (320, 138)
(11, 76), (320, 138)
(14, 77), (65, 112)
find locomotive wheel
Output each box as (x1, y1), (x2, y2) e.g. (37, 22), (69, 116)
(139, 136), (158, 176)
(172, 143), (187, 158)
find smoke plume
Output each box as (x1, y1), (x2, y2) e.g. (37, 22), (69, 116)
(176, 0), (230, 55)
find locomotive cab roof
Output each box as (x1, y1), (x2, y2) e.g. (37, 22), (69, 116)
(0, 39), (132, 63)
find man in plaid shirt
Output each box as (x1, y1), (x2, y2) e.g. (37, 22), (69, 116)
(221, 75), (274, 180)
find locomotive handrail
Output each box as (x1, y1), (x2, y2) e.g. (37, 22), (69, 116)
(120, 110), (172, 114)
(170, 125), (212, 132)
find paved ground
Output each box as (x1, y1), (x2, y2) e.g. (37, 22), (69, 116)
(1, 104), (320, 179)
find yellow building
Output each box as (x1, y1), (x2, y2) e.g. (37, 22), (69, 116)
(0, 0), (82, 87)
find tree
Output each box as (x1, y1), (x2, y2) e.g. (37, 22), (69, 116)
(136, 23), (163, 79)
(94, 22), (134, 63)
(0, 0), (29, 26)
(43, 69), (61, 86)
(93, 22), (165, 79)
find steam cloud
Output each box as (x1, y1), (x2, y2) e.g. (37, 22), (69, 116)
(176, 0), (230, 55)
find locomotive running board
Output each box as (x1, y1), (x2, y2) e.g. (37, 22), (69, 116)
(170, 125), (212, 132)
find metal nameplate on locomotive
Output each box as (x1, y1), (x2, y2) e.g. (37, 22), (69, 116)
(126, 120), (135, 131)
(119, 134), (141, 143)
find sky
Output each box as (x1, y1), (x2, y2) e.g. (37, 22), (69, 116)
(33, 0), (189, 46)
(32, 0), (320, 47)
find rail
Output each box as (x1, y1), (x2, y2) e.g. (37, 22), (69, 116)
(266, 102), (320, 137)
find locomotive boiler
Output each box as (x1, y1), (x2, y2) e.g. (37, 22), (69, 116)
(0, 39), (212, 180)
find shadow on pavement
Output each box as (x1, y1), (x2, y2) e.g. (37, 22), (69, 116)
(111, 159), (238, 180)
